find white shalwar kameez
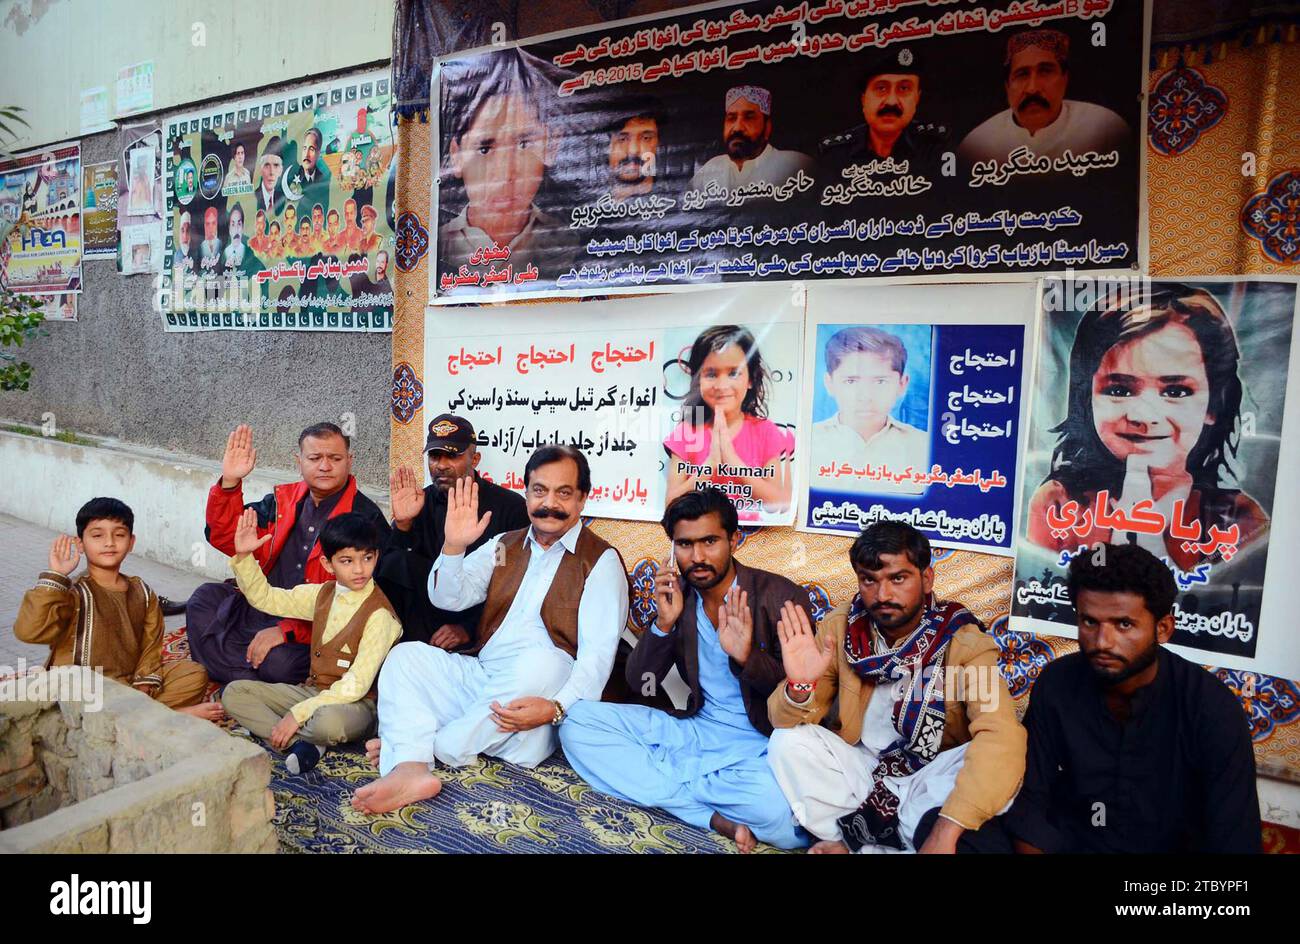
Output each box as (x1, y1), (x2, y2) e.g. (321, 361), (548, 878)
(376, 522), (628, 775)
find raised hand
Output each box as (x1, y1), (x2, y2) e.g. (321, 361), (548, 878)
(48, 534), (81, 575)
(221, 424), (257, 488)
(653, 553), (685, 632)
(233, 507), (272, 556)
(389, 465), (426, 530)
(776, 600), (834, 686)
(442, 475), (492, 556)
(716, 585), (753, 665)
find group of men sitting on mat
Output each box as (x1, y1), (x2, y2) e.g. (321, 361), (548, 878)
(16, 416), (1260, 853)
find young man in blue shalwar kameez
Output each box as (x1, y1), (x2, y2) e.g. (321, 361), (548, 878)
(560, 487), (810, 852)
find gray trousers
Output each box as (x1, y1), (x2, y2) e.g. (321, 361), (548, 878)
(222, 681), (377, 747)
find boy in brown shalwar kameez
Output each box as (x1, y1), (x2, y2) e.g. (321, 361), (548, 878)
(14, 497), (220, 720)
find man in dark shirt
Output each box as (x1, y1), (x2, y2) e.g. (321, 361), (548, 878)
(819, 48), (949, 177)
(918, 542), (1260, 853)
(376, 414), (529, 647)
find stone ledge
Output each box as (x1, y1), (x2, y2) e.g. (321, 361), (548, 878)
(0, 676), (275, 853)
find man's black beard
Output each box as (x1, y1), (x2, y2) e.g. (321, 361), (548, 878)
(685, 558), (732, 592)
(870, 599), (923, 633)
(726, 132), (765, 160)
(615, 157), (646, 182)
(1086, 639), (1160, 685)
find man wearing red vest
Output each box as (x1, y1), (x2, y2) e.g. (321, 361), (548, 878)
(353, 445), (628, 815)
(185, 422), (389, 685)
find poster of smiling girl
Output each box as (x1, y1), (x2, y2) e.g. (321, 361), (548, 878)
(1011, 277), (1300, 675)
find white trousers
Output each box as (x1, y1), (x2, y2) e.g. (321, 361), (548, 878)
(376, 641), (572, 775)
(768, 724), (969, 853)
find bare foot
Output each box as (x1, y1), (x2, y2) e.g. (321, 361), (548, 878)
(352, 762), (442, 814)
(365, 737), (381, 768)
(809, 839), (849, 854)
(179, 702), (226, 722)
(710, 812), (757, 854)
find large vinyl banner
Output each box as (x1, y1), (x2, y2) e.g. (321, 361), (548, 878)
(800, 282), (1032, 553)
(1012, 277), (1300, 679)
(431, 0), (1144, 302)
(162, 71), (395, 332)
(424, 286), (803, 524)
(0, 143), (83, 302)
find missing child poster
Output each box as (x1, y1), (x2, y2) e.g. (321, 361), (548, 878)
(424, 285), (802, 524)
(799, 282), (1032, 553)
(1012, 277), (1300, 679)
(430, 0), (1144, 302)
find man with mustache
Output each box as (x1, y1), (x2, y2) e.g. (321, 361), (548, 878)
(377, 414), (529, 647)
(958, 28), (1129, 166)
(767, 521), (1024, 853)
(688, 85), (814, 194)
(819, 48), (948, 168)
(354, 445), (628, 814)
(988, 543), (1259, 853)
(606, 104), (662, 201)
(560, 487), (811, 852)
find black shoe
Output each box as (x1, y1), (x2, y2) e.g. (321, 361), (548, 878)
(159, 596), (187, 617)
(285, 742), (324, 775)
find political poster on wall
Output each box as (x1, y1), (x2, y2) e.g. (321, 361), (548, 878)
(430, 0), (1144, 303)
(1011, 277), (1300, 679)
(83, 161), (119, 260)
(0, 143), (83, 306)
(424, 285), (802, 524)
(117, 122), (165, 276)
(161, 71), (395, 332)
(799, 282), (1031, 553)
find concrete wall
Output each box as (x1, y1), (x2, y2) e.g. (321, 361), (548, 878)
(0, 67), (393, 488)
(0, 427), (389, 580)
(0, 0), (393, 149)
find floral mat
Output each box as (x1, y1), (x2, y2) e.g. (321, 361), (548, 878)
(158, 625), (1298, 854)
(243, 734), (769, 855)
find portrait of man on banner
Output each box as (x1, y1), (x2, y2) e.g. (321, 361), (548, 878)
(958, 27), (1129, 166)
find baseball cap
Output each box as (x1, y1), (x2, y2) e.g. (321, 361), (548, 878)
(424, 414), (476, 455)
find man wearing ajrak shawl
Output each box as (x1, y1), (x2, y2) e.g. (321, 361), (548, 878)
(767, 521), (1026, 853)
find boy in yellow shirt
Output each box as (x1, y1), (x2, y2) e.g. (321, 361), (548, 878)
(221, 508), (401, 774)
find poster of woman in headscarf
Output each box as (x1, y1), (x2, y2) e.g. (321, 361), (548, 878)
(1012, 277), (1298, 674)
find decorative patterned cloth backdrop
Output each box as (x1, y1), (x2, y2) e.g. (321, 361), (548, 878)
(390, 3), (1300, 784)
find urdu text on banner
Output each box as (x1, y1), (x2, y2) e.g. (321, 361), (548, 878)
(429, 0), (1145, 302)
(799, 282), (1032, 554)
(424, 285), (803, 525)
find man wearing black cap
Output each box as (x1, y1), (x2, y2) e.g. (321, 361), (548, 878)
(376, 414), (529, 647)
(819, 48), (949, 168)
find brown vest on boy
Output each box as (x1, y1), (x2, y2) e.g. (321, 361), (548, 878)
(470, 525), (626, 658)
(306, 581), (397, 696)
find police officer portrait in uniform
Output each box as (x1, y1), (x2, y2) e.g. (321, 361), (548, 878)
(819, 48), (949, 172)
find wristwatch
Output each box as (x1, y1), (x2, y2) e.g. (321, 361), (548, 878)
(550, 699), (566, 726)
